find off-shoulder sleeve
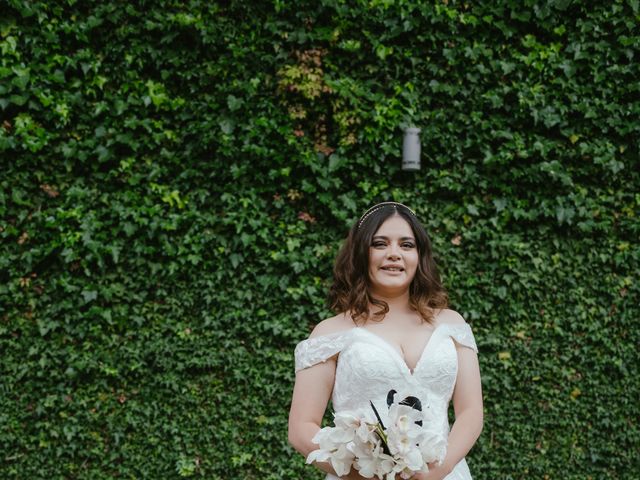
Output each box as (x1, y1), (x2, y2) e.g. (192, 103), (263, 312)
(444, 323), (478, 353)
(294, 330), (353, 373)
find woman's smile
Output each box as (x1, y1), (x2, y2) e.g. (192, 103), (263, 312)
(368, 215), (419, 296)
(380, 264), (405, 274)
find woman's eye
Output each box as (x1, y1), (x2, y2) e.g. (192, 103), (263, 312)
(372, 242), (386, 248)
(402, 243), (415, 248)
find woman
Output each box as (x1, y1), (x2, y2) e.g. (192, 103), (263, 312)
(288, 202), (483, 480)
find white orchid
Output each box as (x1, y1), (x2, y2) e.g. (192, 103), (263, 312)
(306, 436), (355, 476)
(330, 443), (356, 476)
(306, 390), (447, 479)
(351, 437), (394, 478)
(334, 410), (362, 430)
(355, 414), (379, 444)
(419, 427), (448, 465)
(387, 403), (424, 437)
(306, 413), (358, 476)
(387, 429), (423, 463)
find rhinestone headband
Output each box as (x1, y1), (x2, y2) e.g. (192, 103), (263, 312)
(357, 202), (416, 229)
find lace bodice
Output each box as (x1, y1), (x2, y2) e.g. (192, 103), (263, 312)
(294, 322), (478, 480)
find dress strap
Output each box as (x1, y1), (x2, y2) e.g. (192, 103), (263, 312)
(441, 323), (478, 353)
(294, 330), (354, 373)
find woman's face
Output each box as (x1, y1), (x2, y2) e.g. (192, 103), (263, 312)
(367, 214), (419, 297)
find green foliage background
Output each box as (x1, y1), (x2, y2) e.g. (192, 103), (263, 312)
(1, 0), (638, 478)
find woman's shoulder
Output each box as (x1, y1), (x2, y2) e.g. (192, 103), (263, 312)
(432, 308), (467, 327)
(294, 313), (356, 372)
(433, 308), (477, 351)
(309, 312), (356, 339)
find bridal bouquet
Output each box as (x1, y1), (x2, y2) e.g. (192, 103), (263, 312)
(306, 390), (447, 479)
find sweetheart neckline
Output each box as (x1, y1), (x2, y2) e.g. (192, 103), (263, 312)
(294, 322), (477, 375)
(354, 324), (446, 376)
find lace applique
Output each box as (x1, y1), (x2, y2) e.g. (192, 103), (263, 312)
(442, 323), (478, 353)
(294, 330), (354, 373)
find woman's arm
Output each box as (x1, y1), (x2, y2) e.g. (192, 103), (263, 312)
(418, 344), (484, 480)
(288, 355), (335, 460)
(447, 344), (484, 465)
(288, 355), (370, 480)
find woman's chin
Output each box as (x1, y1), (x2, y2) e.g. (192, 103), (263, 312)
(370, 281), (411, 296)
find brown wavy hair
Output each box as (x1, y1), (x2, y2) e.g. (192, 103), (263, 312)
(328, 204), (448, 324)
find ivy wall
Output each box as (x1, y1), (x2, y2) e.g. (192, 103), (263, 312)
(1, 1), (639, 478)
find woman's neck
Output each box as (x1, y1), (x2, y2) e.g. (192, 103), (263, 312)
(369, 289), (413, 315)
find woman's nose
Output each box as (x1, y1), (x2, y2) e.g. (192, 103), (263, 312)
(387, 243), (401, 259)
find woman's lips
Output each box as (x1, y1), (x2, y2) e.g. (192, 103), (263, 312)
(380, 266), (404, 274)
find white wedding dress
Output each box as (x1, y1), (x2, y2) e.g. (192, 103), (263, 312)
(295, 322), (478, 480)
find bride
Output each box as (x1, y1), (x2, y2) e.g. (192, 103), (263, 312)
(288, 202), (483, 480)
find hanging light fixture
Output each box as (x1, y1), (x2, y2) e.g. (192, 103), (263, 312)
(402, 127), (421, 171)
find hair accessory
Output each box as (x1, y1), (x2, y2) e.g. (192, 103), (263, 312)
(357, 202), (416, 229)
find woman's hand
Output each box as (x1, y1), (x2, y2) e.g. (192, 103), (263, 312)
(408, 461), (451, 480)
(344, 470), (373, 480)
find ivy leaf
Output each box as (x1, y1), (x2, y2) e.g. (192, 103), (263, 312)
(82, 290), (98, 303)
(227, 95), (244, 112)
